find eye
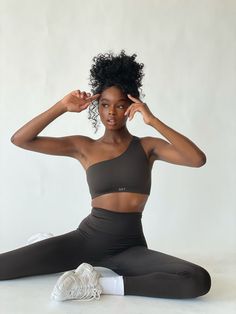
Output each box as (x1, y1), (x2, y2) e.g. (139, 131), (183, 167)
(101, 103), (125, 109)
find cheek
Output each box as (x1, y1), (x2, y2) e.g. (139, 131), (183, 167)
(98, 107), (106, 120)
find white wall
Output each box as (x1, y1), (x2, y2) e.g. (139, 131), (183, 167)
(1, 0), (235, 261)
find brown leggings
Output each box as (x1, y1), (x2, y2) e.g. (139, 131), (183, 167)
(0, 207), (211, 299)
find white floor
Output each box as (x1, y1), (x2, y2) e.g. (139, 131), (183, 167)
(1, 255), (235, 314)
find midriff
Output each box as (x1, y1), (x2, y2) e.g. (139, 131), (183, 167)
(91, 192), (149, 213)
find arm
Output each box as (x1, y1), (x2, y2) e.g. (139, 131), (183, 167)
(147, 116), (206, 167)
(125, 94), (206, 168)
(11, 90), (100, 158)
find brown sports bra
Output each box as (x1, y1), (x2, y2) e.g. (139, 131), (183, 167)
(86, 136), (152, 199)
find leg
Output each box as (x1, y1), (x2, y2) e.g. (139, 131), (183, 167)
(0, 229), (92, 280)
(102, 246), (211, 299)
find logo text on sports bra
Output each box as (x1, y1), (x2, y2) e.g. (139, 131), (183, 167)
(118, 187), (126, 191)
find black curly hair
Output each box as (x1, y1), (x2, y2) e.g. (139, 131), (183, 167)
(87, 49), (145, 133)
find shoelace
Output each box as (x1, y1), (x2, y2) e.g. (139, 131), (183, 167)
(69, 271), (102, 301)
(51, 266), (102, 302)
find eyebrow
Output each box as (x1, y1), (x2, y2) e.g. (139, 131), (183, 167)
(100, 98), (127, 102)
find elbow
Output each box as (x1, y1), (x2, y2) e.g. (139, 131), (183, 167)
(10, 134), (23, 147)
(193, 153), (207, 167)
(10, 134), (17, 145)
(10, 135), (34, 149)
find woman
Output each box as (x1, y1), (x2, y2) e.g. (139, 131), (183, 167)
(1, 50), (211, 302)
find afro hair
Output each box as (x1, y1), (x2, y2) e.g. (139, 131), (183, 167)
(87, 49), (145, 133)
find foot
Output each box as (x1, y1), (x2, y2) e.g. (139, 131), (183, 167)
(51, 263), (102, 302)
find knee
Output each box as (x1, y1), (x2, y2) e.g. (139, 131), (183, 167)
(196, 266), (211, 297)
(182, 265), (211, 298)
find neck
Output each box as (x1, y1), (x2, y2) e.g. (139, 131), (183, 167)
(101, 127), (132, 143)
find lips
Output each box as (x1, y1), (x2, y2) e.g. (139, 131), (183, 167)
(107, 119), (117, 125)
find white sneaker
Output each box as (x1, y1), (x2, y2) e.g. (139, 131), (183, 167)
(51, 263), (102, 302)
(26, 232), (54, 245)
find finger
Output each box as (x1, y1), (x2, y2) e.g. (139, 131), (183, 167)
(129, 109), (135, 120)
(94, 93), (101, 98)
(127, 94), (140, 102)
(124, 108), (130, 116)
(76, 90), (83, 97)
(127, 94), (139, 101)
(81, 102), (90, 109)
(129, 108), (140, 120)
(81, 91), (87, 98)
(125, 106), (135, 117)
(72, 90), (79, 96)
(129, 111), (137, 120)
(125, 107), (132, 119)
(83, 95), (99, 106)
(124, 104), (133, 116)
(87, 93), (100, 101)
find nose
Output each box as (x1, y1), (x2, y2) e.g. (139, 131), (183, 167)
(108, 107), (116, 115)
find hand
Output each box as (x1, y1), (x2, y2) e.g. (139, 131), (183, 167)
(124, 94), (155, 125)
(60, 90), (100, 112)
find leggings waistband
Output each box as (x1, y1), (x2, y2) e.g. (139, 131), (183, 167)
(78, 207), (144, 236)
(91, 207), (143, 220)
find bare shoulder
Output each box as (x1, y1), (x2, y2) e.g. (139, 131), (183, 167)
(72, 134), (93, 144)
(72, 135), (94, 155)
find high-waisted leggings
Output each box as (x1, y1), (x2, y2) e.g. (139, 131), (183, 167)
(0, 207), (211, 299)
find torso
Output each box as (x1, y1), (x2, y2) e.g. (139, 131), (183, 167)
(75, 135), (156, 213)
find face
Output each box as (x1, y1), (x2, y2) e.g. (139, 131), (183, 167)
(98, 86), (132, 128)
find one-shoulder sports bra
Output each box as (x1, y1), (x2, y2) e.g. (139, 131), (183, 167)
(86, 135), (152, 199)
